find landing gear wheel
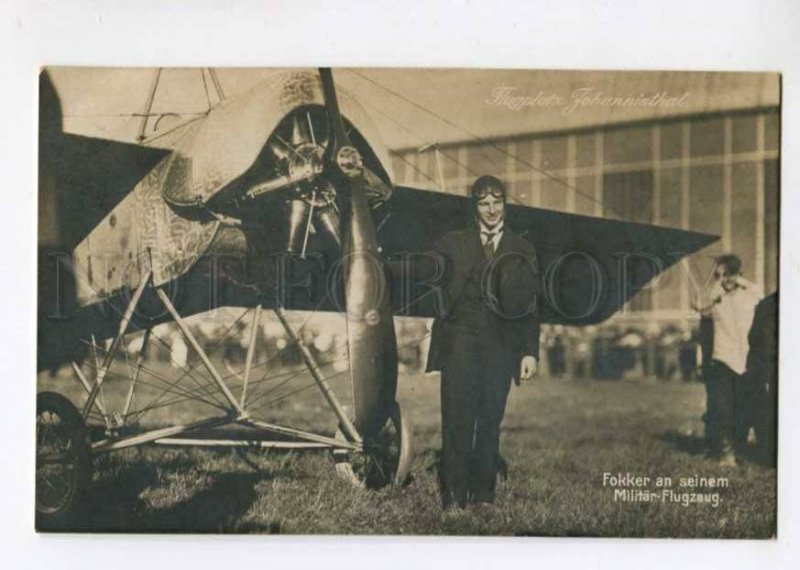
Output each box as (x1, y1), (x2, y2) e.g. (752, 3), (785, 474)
(334, 400), (412, 489)
(36, 391), (92, 529)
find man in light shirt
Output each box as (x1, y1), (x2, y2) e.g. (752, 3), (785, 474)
(693, 254), (763, 466)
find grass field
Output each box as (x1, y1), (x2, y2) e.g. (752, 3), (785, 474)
(37, 364), (777, 537)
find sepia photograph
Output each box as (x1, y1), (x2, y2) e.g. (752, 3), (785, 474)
(36, 65), (779, 538)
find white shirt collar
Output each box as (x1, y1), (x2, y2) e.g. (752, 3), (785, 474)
(479, 221), (504, 236)
(479, 222), (503, 251)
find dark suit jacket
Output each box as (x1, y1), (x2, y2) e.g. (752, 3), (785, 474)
(425, 225), (542, 373)
(746, 292), (778, 380)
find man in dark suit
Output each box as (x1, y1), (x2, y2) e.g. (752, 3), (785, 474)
(746, 292), (778, 466)
(426, 175), (541, 509)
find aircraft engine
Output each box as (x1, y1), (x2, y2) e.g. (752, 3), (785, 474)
(241, 105), (392, 257)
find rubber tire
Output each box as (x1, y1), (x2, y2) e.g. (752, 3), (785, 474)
(335, 400), (413, 489)
(35, 391), (92, 530)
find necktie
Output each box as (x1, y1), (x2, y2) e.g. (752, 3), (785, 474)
(481, 231), (496, 258)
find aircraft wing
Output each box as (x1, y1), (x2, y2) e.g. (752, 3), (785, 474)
(40, 132), (170, 251)
(47, 181), (718, 365)
(39, 72), (171, 252)
(377, 186), (718, 325)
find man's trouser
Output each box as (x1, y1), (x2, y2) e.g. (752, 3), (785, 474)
(748, 361), (777, 466)
(705, 360), (755, 455)
(440, 328), (514, 507)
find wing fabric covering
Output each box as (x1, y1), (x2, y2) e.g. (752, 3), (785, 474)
(377, 186), (718, 325)
(41, 183), (718, 364)
(39, 72), (170, 252)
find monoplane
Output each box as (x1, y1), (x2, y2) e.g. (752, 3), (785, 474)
(36, 67), (716, 527)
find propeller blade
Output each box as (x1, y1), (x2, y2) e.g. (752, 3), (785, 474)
(319, 68), (350, 156)
(342, 176), (398, 437)
(318, 68), (392, 203)
(318, 68), (398, 438)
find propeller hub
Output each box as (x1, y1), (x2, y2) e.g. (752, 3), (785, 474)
(288, 142), (325, 183)
(336, 145), (364, 178)
(364, 310), (380, 326)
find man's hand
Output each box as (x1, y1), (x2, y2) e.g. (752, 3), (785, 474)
(518, 355), (538, 384)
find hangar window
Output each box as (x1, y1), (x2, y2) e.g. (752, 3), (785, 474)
(604, 126), (651, 165)
(602, 169), (654, 224)
(732, 114), (758, 154)
(764, 159), (779, 293)
(691, 118), (725, 157)
(764, 113), (780, 151)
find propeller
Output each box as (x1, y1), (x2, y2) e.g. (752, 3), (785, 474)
(233, 69), (397, 440)
(246, 74), (392, 261)
(318, 67), (398, 439)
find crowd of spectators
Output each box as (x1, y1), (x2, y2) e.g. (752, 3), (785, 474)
(142, 314), (710, 384)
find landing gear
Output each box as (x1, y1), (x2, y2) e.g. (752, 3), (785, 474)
(35, 69), (417, 528)
(335, 400), (413, 489)
(35, 391), (92, 529)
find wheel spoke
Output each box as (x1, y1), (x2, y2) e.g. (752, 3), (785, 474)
(130, 308), (254, 413)
(39, 472), (62, 494)
(36, 393), (91, 521)
(77, 347), (230, 419)
(38, 421), (52, 448)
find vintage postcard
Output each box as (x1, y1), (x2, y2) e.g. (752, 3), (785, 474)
(36, 67), (779, 537)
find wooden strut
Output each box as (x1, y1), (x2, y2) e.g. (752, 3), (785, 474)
(155, 439), (333, 449)
(137, 68), (162, 142)
(240, 304), (261, 407)
(122, 327), (151, 420)
(207, 68), (226, 101)
(80, 276), (366, 453)
(92, 415), (231, 455)
(155, 288), (246, 417)
(90, 416), (359, 456)
(89, 334), (108, 416)
(82, 270), (152, 422)
(243, 418), (360, 450)
(70, 361), (108, 417)
(273, 305), (362, 445)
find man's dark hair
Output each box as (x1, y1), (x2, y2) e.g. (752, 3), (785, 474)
(468, 176), (507, 226)
(470, 175), (507, 202)
(715, 254), (742, 276)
